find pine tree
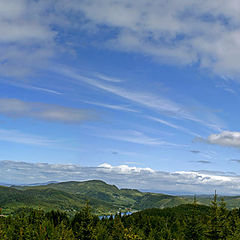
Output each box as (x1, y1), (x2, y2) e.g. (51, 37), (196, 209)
(205, 191), (221, 240)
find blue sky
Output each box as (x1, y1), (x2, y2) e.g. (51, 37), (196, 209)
(1, 0), (240, 193)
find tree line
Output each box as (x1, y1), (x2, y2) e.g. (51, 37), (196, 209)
(1, 193), (240, 239)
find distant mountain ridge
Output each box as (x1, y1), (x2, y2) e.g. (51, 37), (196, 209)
(10, 181), (59, 187)
(1, 180), (240, 215)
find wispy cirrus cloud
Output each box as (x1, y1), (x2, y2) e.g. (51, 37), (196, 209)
(147, 116), (200, 137)
(58, 68), (223, 131)
(0, 98), (97, 124)
(1, 160), (240, 195)
(59, 68), (191, 118)
(0, 78), (62, 95)
(94, 129), (185, 147)
(84, 101), (139, 113)
(94, 73), (123, 83)
(0, 128), (56, 146)
(0, 128), (83, 151)
(20, 85), (63, 95)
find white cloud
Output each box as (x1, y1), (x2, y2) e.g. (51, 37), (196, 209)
(0, 98), (97, 124)
(2, 0), (240, 78)
(74, 0), (240, 78)
(200, 131), (240, 148)
(0, 0), (56, 77)
(1, 160), (240, 194)
(98, 163), (155, 174)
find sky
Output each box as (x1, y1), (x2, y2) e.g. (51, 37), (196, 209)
(1, 0), (240, 194)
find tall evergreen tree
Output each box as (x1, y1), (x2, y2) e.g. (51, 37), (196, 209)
(205, 191), (221, 240)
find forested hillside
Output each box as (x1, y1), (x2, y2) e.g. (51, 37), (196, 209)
(0, 180), (192, 215)
(2, 180), (240, 215)
(1, 195), (240, 239)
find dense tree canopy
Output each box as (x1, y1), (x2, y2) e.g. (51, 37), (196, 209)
(1, 195), (240, 239)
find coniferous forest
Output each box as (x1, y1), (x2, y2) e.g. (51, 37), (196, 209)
(2, 194), (240, 239)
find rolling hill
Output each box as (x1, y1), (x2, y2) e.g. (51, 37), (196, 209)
(1, 180), (240, 215)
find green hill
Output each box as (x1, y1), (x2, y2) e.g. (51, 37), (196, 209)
(1, 180), (240, 215)
(0, 180), (192, 214)
(16, 180), (193, 210)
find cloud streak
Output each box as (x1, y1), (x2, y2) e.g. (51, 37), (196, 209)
(0, 98), (97, 124)
(195, 160), (212, 164)
(147, 116), (200, 137)
(0, 128), (56, 146)
(230, 159), (240, 163)
(58, 68), (223, 131)
(94, 73), (123, 83)
(190, 150), (201, 154)
(94, 129), (184, 147)
(84, 101), (139, 113)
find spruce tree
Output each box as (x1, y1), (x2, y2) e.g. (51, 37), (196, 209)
(205, 191), (221, 240)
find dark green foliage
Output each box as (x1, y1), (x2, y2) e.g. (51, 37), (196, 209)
(3, 191), (240, 239)
(184, 197), (204, 240)
(71, 204), (97, 239)
(0, 209), (75, 240)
